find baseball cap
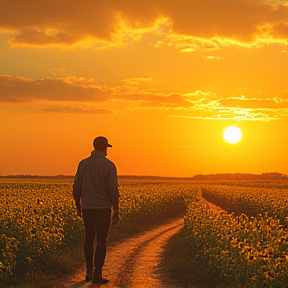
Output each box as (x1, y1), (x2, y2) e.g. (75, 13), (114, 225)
(93, 136), (112, 148)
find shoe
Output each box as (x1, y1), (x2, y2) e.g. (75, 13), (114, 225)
(85, 266), (93, 282)
(92, 273), (109, 284)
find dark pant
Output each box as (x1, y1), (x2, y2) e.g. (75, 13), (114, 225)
(82, 208), (111, 275)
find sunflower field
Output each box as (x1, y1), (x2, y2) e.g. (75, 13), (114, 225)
(182, 182), (288, 287)
(2, 177), (288, 287)
(0, 177), (197, 286)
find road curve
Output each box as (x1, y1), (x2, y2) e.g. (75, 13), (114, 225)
(60, 217), (183, 288)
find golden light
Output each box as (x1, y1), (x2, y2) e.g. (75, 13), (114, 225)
(223, 126), (242, 144)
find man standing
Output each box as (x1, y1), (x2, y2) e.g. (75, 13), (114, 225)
(73, 136), (120, 284)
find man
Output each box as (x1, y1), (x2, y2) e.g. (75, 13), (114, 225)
(73, 136), (120, 284)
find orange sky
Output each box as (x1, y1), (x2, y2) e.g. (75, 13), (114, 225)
(0, 0), (287, 177)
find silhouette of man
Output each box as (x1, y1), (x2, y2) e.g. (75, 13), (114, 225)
(73, 136), (120, 284)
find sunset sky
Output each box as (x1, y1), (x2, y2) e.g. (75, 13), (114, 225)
(0, 0), (287, 177)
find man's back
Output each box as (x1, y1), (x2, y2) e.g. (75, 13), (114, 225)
(73, 150), (118, 209)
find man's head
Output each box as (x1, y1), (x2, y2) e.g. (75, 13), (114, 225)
(93, 136), (112, 153)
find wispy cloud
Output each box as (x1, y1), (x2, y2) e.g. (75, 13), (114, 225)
(220, 96), (288, 109)
(0, 0), (287, 49)
(1, 75), (287, 120)
(170, 95), (288, 121)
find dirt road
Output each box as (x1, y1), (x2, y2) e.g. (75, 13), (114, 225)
(59, 218), (183, 288)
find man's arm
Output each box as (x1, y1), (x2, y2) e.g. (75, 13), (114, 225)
(111, 197), (119, 224)
(108, 163), (120, 224)
(73, 165), (82, 216)
(111, 197), (119, 211)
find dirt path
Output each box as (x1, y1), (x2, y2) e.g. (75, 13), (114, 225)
(59, 218), (183, 288)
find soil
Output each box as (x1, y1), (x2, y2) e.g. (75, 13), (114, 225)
(56, 218), (183, 288)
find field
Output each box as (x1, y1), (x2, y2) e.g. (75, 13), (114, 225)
(179, 181), (288, 288)
(0, 177), (196, 287)
(1, 177), (288, 287)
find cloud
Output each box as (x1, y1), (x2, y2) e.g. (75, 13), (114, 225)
(0, 0), (287, 48)
(220, 96), (288, 109)
(271, 22), (288, 38)
(0, 75), (108, 102)
(170, 95), (288, 121)
(40, 105), (112, 114)
(1, 75), (287, 120)
(206, 56), (221, 60)
(0, 75), (193, 110)
(115, 93), (192, 108)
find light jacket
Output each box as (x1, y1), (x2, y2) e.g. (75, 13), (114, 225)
(73, 150), (119, 209)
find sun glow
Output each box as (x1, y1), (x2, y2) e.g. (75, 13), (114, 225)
(223, 126), (242, 144)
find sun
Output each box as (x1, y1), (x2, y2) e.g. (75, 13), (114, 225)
(223, 126), (242, 144)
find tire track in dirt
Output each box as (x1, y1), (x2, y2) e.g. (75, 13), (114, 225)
(60, 218), (183, 288)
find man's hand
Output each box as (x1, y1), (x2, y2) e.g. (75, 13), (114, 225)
(112, 210), (119, 225)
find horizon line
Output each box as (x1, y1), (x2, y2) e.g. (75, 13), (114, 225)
(0, 172), (287, 178)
